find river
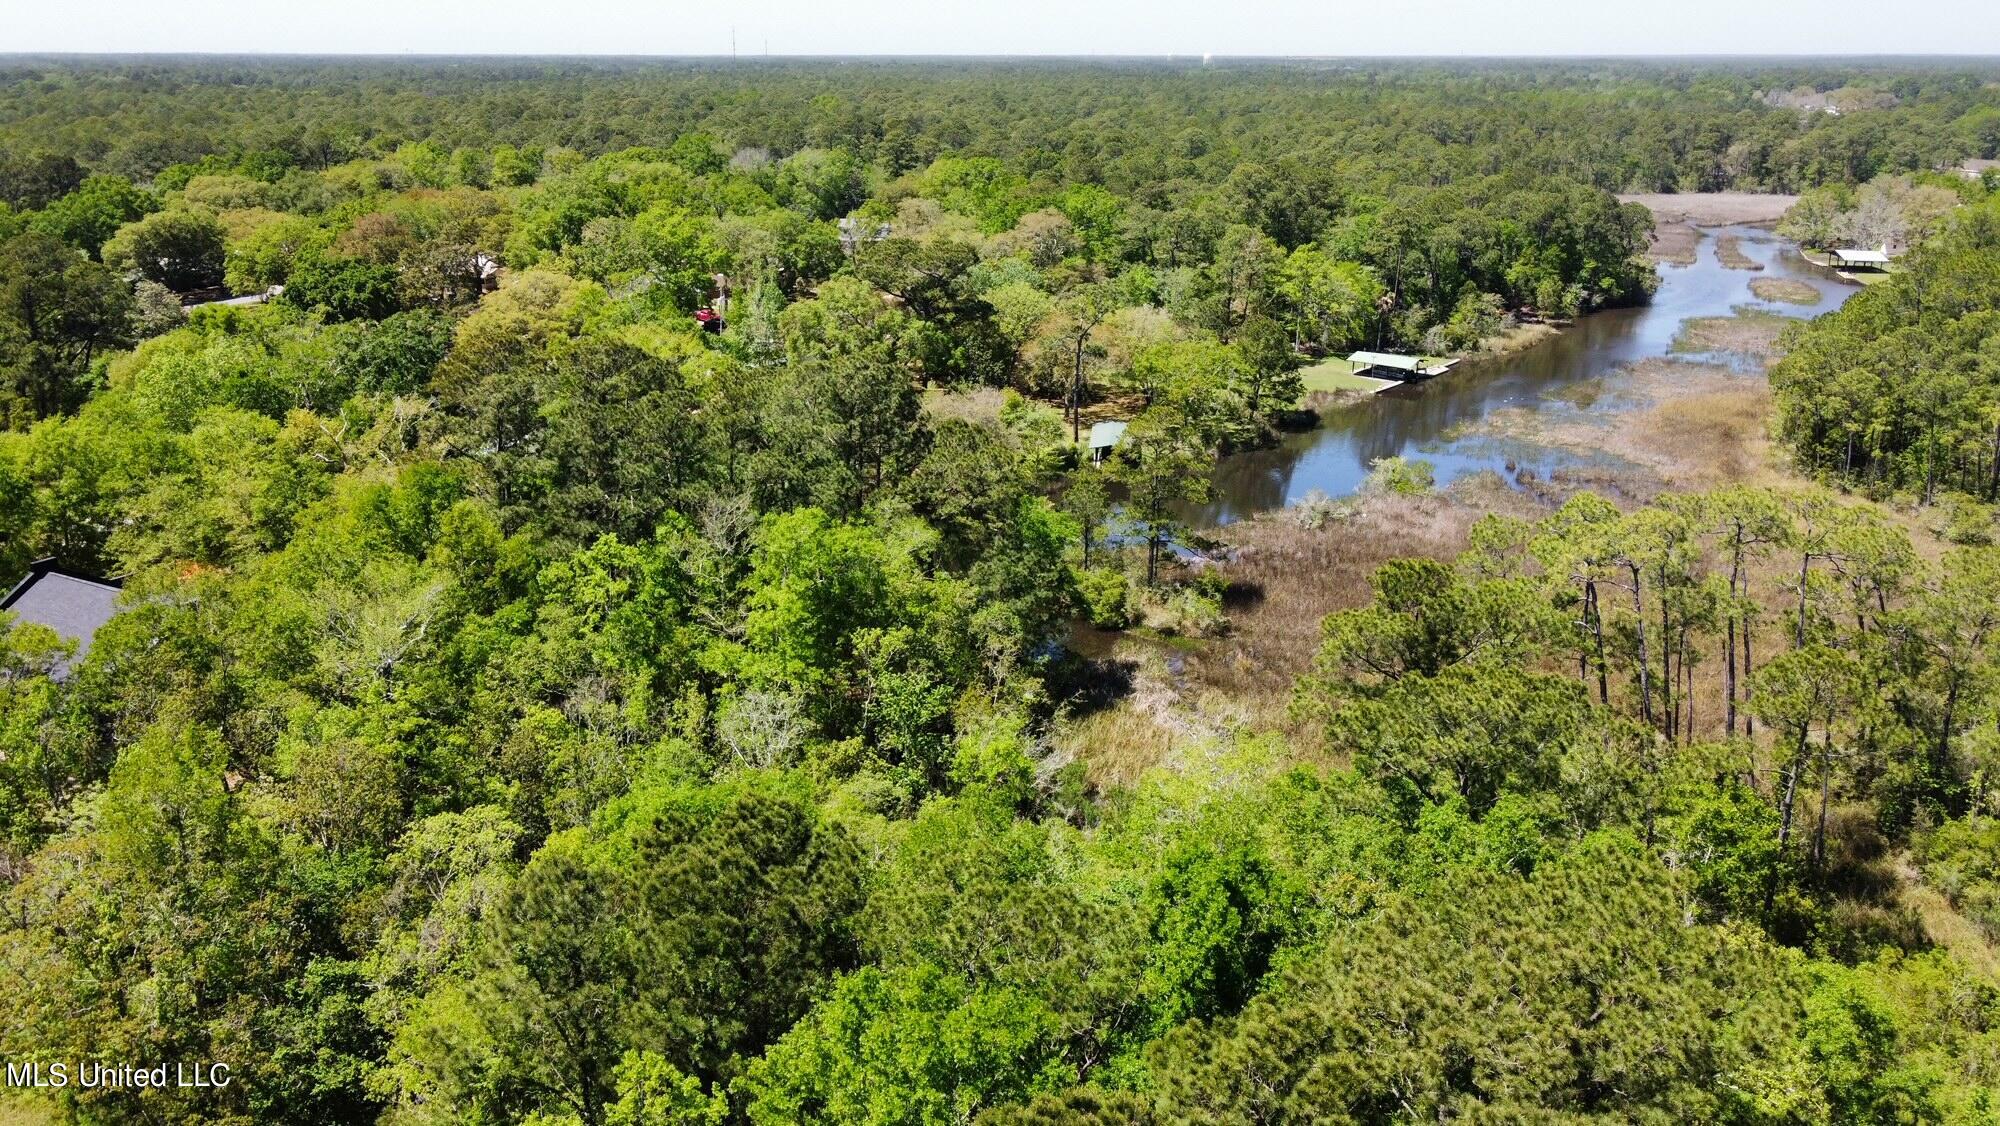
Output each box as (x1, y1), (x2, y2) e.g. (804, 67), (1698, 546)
(1187, 225), (1861, 527)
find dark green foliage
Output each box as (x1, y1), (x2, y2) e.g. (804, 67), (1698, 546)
(536, 339), (710, 543)
(1135, 837), (1805, 1123)
(283, 253), (403, 321)
(102, 206), (227, 291)
(0, 150), (83, 209)
(1772, 198), (2000, 501)
(392, 781), (864, 1123)
(331, 308), (455, 396)
(0, 231), (135, 422)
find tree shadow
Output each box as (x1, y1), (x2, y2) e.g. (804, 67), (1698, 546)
(1049, 630), (1137, 718)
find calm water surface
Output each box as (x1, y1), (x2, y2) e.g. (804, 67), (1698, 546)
(1188, 225), (1860, 527)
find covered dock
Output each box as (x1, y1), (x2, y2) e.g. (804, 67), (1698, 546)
(1346, 351), (1460, 382)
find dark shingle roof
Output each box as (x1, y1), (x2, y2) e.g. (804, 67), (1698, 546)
(1, 559), (123, 673)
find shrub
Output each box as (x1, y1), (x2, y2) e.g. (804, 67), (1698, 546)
(1362, 455), (1436, 496)
(1074, 566), (1134, 629)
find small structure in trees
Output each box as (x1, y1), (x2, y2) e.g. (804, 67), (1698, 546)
(837, 217), (893, 256)
(1, 559), (122, 677)
(1087, 420), (1128, 464)
(1346, 350), (1459, 382)
(181, 283), (284, 312)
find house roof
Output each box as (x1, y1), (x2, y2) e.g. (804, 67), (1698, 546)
(1833, 248), (1891, 265)
(1, 559), (123, 672)
(1087, 420), (1129, 450)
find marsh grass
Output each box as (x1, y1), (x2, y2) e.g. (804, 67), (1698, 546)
(1671, 307), (1790, 356)
(1749, 276), (1823, 305)
(1715, 235), (1763, 270)
(1053, 283), (1835, 786)
(921, 386), (1008, 426)
(1644, 220), (1700, 266)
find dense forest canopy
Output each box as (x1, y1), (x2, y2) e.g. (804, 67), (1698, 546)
(5, 56), (2000, 196)
(3, 55), (2000, 1126)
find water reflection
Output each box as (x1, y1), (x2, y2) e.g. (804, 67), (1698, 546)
(1189, 225), (1858, 526)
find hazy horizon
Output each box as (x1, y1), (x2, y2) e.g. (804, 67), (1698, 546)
(5, 0), (1998, 59)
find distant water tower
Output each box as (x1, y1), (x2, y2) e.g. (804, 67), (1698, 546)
(1202, 53), (1213, 65)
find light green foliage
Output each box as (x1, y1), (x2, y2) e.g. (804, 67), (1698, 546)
(1309, 558), (1553, 687)
(28, 174), (156, 256)
(1360, 453), (1435, 494)
(740, 964), (1072, 1126)
(1330, 664), (1600, 821)
(917, 157), (1030, 234)
(224, 213), (334, 292)
(0, 617), (72, 855)
(1276, 244), (1384, 352)
(739, 795), (1145, 1122)
(1073, 566), (1133, 629)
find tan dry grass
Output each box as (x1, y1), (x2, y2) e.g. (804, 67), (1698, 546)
(1896, 856), (2000, 981)
(1643, 221), (1700, 266)
(1185, 482), (1543, 738)
(1054, 485), (1541, 784)
(1715, 235), (1763, 271)
(1621, 193), (1799, 266)
(1051, 635), (1234, 791)
(1749, 276), (1823, 305)
(1617, 192), (1799, 226)
(0, 1099), (55, 1126)
(921, 386), (1008, 426)
(1671, 309), (1790, 356)
(1477, 321), (1563, 356)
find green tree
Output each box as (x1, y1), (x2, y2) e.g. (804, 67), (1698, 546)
(0, 232), (135, 422)
(1130, 837), (1805, 1123)
(1109, 411), (1211, 586)
(28, 174), (155, 257)
(102, 206), (227, 291)
(389, 782), (864, 1125)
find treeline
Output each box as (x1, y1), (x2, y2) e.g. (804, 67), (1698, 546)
(4, 57), (2000, 196)
(1772, 192), (2000, 503)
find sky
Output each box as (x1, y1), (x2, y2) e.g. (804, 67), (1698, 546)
(2, 0), (1998, 58)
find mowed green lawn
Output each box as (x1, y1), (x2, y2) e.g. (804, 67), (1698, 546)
(1299, 358), (1399, 394)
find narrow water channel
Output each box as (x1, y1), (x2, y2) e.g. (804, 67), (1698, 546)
(1187, 224), (1861, 527)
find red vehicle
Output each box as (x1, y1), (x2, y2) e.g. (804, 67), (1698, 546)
(695, 307), (725, 333)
